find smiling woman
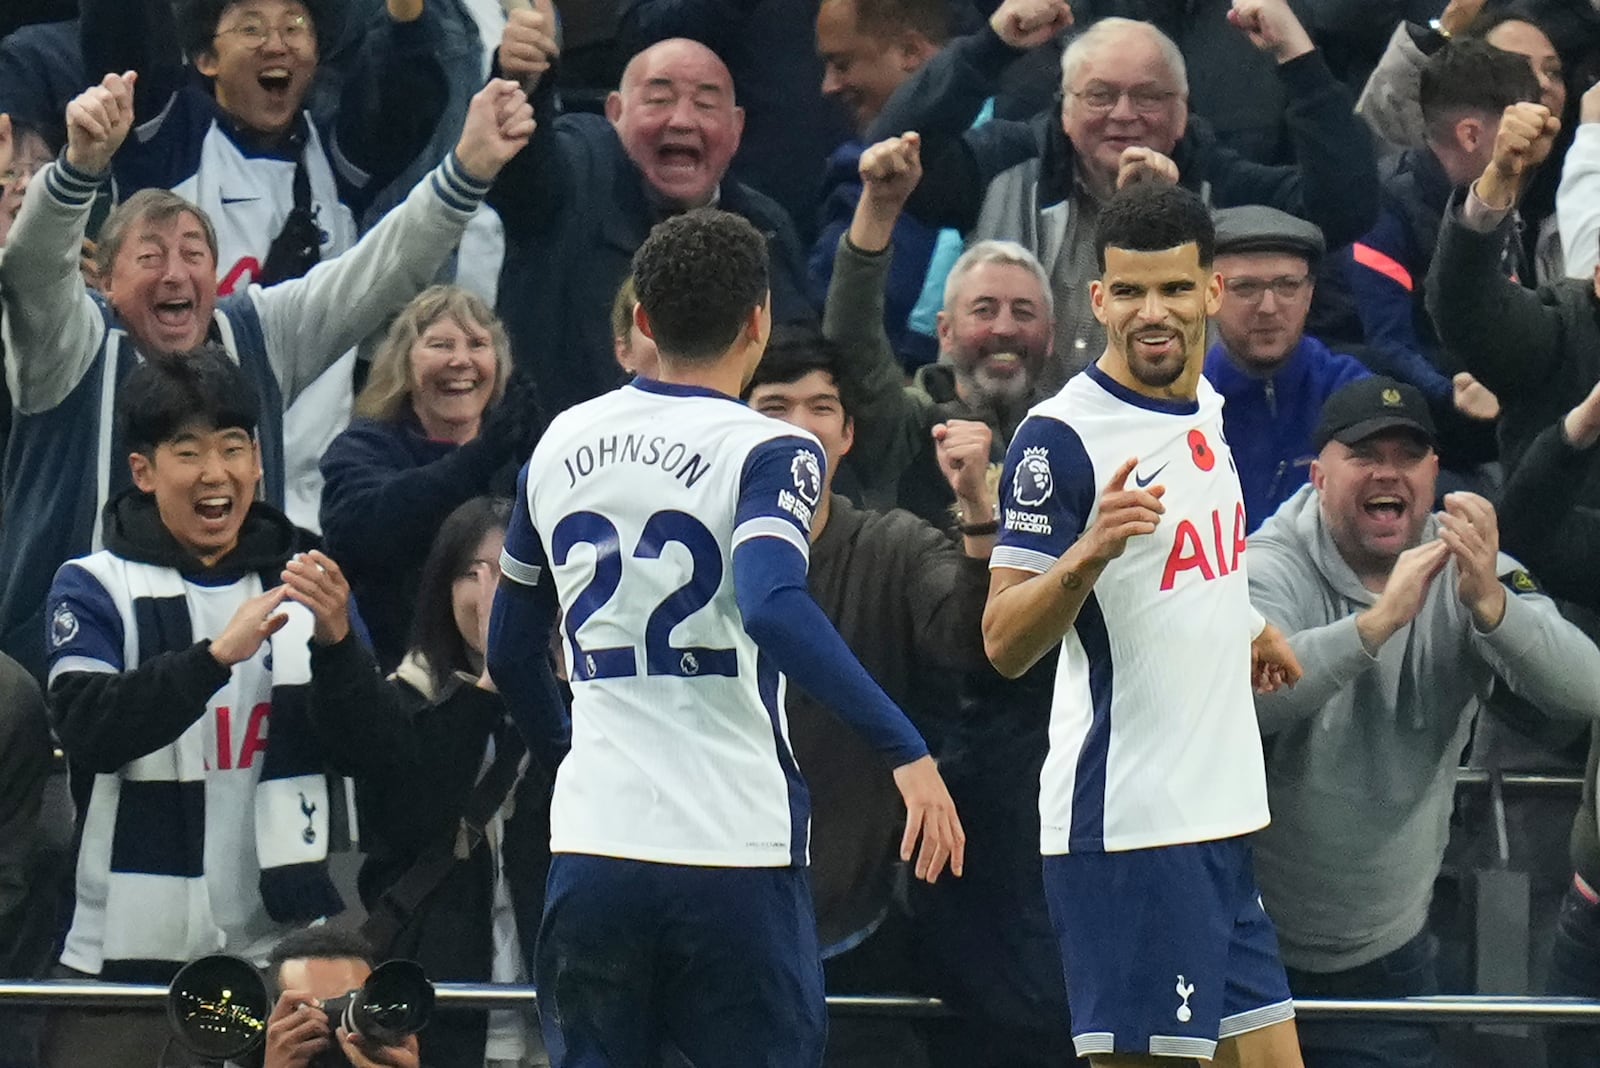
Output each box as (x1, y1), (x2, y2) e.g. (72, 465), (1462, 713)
(318, 286), (542, 671)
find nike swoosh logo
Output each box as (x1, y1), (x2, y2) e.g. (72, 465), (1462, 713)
(1134, 462), (1168, 487)
(220, 195), (259, 204)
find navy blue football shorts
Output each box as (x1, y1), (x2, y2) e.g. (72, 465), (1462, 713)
(536, 854), (826, 1068)
(1042, 835), (1294, 1061)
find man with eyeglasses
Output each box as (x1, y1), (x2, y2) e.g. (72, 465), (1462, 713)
(74, 0), (453, 534)
(864, 0), (1378, 397)
(1202, 206), (1369, 532)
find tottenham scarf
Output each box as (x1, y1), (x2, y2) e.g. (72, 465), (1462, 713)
(68, 552), (341, 980)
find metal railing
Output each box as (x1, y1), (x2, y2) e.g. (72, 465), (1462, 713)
(7, 982), (1600, 1026)
(1454, 770), (1584, 793)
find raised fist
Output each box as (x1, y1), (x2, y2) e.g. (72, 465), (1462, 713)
(65, 71), (138, 176)
(455, 79), (537, 182)
(1227, 0), (1314, 63)
(1116, 146), (1179, 190)
(1490, 102), (1560, 182)
(498, 0), (560, 88)
(990, 0), (1074, 50)
(858, 132), (922, 213)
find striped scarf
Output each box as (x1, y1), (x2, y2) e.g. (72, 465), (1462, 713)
(68, 552), (340, 980)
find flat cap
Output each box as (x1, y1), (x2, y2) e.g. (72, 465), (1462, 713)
(1212, 206), (1326, 262)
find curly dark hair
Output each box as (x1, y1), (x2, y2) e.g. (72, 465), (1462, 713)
(264, 925), (376, 992)
(175, 0), (333, 62)
(631, 209), (771, 364)
(1094, 183), (1215, 271)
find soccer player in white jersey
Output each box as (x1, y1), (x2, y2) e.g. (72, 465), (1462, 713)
(486, 209), (965, 1068)
(983, 183), (1306, 1068)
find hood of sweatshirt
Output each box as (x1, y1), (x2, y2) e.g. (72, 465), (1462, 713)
(101, 487), (304, 580)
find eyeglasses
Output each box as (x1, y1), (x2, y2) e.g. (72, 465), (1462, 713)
(1066, 86), (1179, 115)
(214, 14), (313, 49)
(1223, 275), (1312, 303)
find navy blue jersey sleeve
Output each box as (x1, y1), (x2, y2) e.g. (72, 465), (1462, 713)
(733, 539), (929, 767)
(44, 563), (125, 684)
(487, 464), (570, 771)
(731, 435), (928, 767)
(992, 415), (1097, 574)
(730, 435), (824, 561)
(499, 461), (546, 590)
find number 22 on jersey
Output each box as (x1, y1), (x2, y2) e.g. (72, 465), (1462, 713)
(553, 509), (738, 682)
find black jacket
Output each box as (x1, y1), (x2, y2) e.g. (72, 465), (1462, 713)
(488, 83), (816, 418)
(308, 656), (555, 1068)
(1426, 195), (1600, 481)
(49, 493), (322, 776)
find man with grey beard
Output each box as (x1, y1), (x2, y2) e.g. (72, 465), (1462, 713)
(825, 132), (1053, 531)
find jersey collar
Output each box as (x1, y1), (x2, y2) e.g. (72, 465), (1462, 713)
(628, 376), (745, 405)
(1084, 364), (1199, 416)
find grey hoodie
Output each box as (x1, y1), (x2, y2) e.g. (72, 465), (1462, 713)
(1246, 484), (1600, 973)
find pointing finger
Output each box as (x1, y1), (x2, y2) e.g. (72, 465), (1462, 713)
(1105, 457), (1138, 493)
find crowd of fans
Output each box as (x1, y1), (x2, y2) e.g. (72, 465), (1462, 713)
(2, 0), (1600, 1065)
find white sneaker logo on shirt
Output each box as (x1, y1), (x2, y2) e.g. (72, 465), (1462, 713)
(1176, 975), (1195, 1023)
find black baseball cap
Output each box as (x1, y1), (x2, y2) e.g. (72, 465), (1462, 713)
(1313, 376), (1436, 451)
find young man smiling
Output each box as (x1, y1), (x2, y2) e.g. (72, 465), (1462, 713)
(39, 348), (376, 1067)
(983, 182), (1304, 1067)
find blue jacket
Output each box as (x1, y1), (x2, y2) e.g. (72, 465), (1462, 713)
(1349, 146), (1516, 467)
(319, 415), (518, 672)
(488, 86), (815, 418)
(1204, 335), (1369, 532)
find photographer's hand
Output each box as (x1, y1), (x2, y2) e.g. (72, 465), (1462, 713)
(264, 990), (332, 1068)
(337, 1029), (421, 1068)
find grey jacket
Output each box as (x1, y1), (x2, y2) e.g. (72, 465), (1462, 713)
(1247, 484), (1600, 972)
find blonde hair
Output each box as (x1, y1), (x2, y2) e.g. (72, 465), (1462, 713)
(354, 285), (511, 423)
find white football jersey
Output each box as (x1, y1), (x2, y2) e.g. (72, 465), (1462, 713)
(993, 366), (1270, 854)
(505, 379), (827, 867)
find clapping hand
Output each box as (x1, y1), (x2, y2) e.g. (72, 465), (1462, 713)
(281, 550), (352, 647)
(1437, 492), (1506, 631)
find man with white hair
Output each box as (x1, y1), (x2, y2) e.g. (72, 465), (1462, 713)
(865, 0), (1379, 395)
(825, 132), (1052, 531)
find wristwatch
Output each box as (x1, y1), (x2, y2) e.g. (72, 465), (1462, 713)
(1409, 16), (1453, 56)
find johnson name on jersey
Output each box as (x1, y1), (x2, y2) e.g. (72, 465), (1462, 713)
(993, 366), (1271, 855)
(504, 379), (827, 868)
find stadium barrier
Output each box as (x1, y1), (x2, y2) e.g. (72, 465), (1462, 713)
(6, 981), (1600, 1025)
(3, 768), (1587, 1022)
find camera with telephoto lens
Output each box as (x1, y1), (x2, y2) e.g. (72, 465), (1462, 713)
(164, 954), (434, 1066)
